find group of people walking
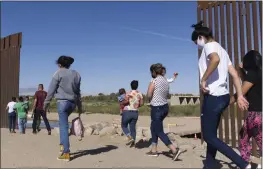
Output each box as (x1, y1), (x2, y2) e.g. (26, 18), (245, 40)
(6, 84), (52, 135)
(5, 21), (262, 168)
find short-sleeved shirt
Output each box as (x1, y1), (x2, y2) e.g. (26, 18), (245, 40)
(198, 41), (232, 96)
(150, 76), (169, 106)
(244, 71), (262, 112)
(7, 101), (16, 113)
(123, 90), (143, 111)
(14, 102), (28, 119)
(34, 90), (47, 110)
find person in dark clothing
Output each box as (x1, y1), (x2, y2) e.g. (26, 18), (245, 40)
(32, 84), (51, 135)
(230, 50), (262, 168)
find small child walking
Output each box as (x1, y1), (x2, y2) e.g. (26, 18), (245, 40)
(230, 50), (262, 169)
(14, 96), (28, 134)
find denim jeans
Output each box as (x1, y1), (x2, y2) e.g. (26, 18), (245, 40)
(201, 94), (248, 169)
(57, 100), (76, 153)
(150, 104), (172, 146)
(8, 112), (16, 131)
(18, 118), (26, 133)
(32, 109), (51, 132)
(121, 110), (138, 140)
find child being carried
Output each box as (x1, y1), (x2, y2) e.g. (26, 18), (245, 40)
(118, 88), (129, 115)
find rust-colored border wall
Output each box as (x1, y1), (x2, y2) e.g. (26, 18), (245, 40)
(197, 1), (262, 156)
(0, 33), (22, 128)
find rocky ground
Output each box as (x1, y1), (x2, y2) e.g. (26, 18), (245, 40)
(1, 113), (261, 168)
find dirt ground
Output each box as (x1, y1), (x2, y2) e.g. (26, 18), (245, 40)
(1, 113), (261, 168)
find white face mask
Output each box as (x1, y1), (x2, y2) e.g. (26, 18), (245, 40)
(197, 37), (205, 49)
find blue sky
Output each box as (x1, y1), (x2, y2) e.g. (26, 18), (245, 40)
(2, 2), (199, 95)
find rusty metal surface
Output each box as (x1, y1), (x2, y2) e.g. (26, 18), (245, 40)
(198, 1), (223, 10)
(0, 33), (22, 128)
(232, 1), (243, 146)
(216, 3), (224, 141)
(197, 1), (261, 153)
(225, 1), (236, 148)
(252, 1), (259, 51)
(259, 1), (262, 48)
(197, 4), (204, 145)
(245, 1), (252, 51)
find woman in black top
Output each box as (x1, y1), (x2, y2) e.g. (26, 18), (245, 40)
(230, 50), (262, 168)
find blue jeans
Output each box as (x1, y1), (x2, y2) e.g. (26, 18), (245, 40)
(8, 112), (16, 131)
(57, 100), (76, 153)
(201, 94), (248, 169)
(18, 118), (26, 133)
(150, 104), (172, 146)
(121, 110), (138, 140)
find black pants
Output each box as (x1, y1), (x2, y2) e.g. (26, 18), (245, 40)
(8, 112), (16, 131)
(201, 94), (248, 169)
(32, 109), (51, 132)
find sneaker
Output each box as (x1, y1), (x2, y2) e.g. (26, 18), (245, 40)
(48, 131), (51, 135)
(126, 136), (134, 146)
(60, 145), (64, 153)
(33, 131), (37, 135)
(257, 164), (262, 169)
(146, 151), (158, 157)
(172, 148), (182, 161)
(130, 141), (135, 148)
(12, 130), (16, 133)
(37, 128), (41, 132)
(246, 164), (252, 169)
(57, 153), (70, 162)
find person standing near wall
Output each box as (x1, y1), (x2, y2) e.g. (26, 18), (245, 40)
(191, 21), (251, 169)
(6, 97), (17, 133)
(14, 96), (28, 134)
(32, 84), (51, 135)
(230, 50), (262, 169)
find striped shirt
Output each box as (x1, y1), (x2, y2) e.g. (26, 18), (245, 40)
(150, 75), (169, 106)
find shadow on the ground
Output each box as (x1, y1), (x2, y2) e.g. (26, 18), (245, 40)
(71, 145), (118, 161)
(161, 151), (183, 161)
(135, 139), (152, 149)
(200, 155), (238, 169)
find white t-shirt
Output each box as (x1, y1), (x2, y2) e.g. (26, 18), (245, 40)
(7, 101), (16, 113)
(198, 41), (232, 96)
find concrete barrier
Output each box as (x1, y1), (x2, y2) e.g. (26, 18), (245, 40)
(170, 95), (200, 106)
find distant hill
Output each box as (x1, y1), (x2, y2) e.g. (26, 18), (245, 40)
(19, 88), (37, 95)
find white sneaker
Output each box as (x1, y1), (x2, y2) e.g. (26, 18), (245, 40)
(257, 164), (262, 169)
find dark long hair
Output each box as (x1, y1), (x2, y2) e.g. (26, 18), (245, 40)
(56, 55), (74, 69)
(191, 21), (213, 41)
(243, 50), (262, 79)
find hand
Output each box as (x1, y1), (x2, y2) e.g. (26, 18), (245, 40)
(200, 80), (209, 93)
(237, 95), (249, 111)
(173, 72), (179, 78)
(44, 103), (50, 113)
(77, 100), (83, 117)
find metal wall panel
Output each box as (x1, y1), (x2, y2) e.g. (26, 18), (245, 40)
(197, 1), (261, 156)
(0, 33), (22, 128)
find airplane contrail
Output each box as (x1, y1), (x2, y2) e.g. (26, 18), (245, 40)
(121, 26), (191, 42)
(95, 22), (191, 43)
